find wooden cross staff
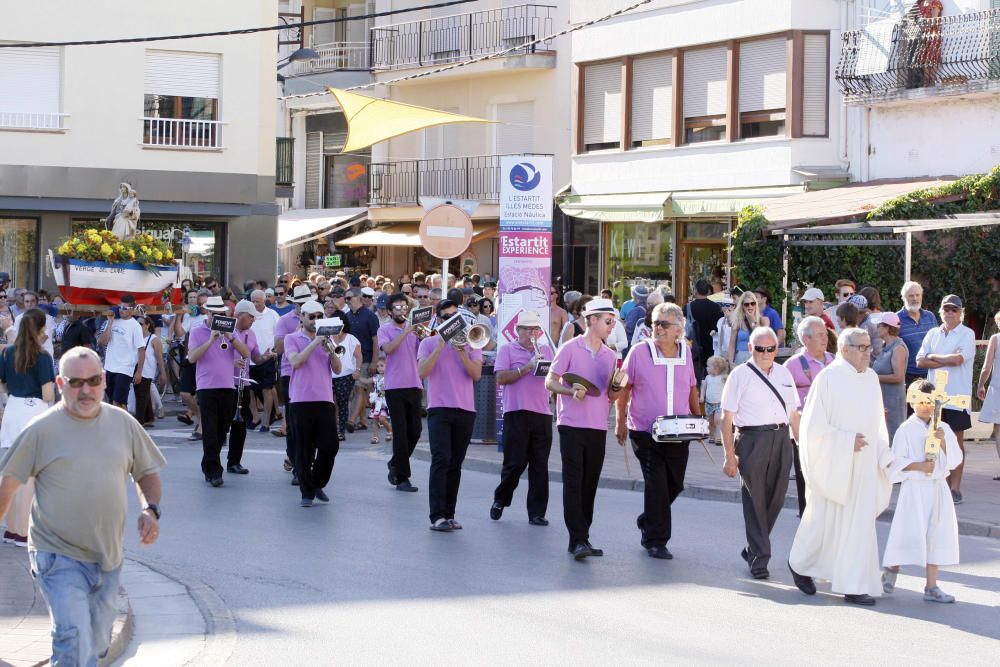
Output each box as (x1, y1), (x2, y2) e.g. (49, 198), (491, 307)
(906, 369), (971, 463)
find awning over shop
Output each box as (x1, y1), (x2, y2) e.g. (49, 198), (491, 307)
(668, 186), (804, 216)
(337, 221), (497, 247)
(278, 208), (366, 249)
(764, 177), (956, 231)
(557, 186), (804, 222)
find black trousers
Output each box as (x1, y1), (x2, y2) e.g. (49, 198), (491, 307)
(427, 407), (475, 523)
(198, 389), (235, 479)
(558, 425), (607, 549)
(289, 401), (340, 500)
(630, 431), (689, 548)
(226, 388), (253, 468)
(791, 441), (806, 517)
(280, 375), (295, 464)
(735, 428), (793, 571)
(385, 388), (423, 484)
(494, 410), (552, 519)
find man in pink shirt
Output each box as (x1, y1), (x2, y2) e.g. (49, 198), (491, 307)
(418, 300), (483, 531)
(378, 292), (424, 493)
(272, 284), (313, 476)
(285, 300), (342, 507)
(545, 298), (622, 560)
(783, 316), (834, 517)
(491, 311), (554, 526)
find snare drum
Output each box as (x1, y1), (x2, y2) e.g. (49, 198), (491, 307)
(652, 416), (710, 443)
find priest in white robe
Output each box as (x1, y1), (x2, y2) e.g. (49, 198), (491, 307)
(788, 328), (894, 605)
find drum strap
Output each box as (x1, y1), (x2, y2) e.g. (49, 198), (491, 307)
(647, 339), (686, 417)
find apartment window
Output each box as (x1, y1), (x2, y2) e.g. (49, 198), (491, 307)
(683, 46), (728, 144)
(739, 37), (787, 138)
(582, 61), (622, 151)
(801, 34), (829, 137)
(0, 46), (63, 130)
(495, 101), (534, 154)
(143, 50), (221, 147)
(630, 53), (673, 147)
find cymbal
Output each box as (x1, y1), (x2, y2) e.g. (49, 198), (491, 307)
(562, 372), (599, 397)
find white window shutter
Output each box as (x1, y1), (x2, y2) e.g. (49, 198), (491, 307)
(583, 61), (622, 146)
(313, 7), (337, 46)
(0, 46), (61, 114)
(738, 37), (787, 112)
(496, 101), (534, 154)
(802, 34), (829, 136)
(631, 54), (673, 142)
(305, 131), (324, 209)
(144, 50), (220, 99)
(683, 46), (728, 118)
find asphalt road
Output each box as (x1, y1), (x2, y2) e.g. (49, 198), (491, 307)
(125, 429), (1000, 665)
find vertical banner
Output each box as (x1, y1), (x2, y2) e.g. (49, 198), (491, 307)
(496, 156), (553, 447)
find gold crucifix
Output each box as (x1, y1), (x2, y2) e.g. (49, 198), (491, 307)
(906, 370), (971, 463)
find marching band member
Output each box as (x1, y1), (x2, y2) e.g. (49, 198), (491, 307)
(225, 301), (275, 476)
(615, 303), (700, 560)
(272, 284), (313, 476)
(419, 300), (483, 532)
(285, 300), (343, 507)
(491, 311), (554, 526)
(545, 298), (621, 560)
(186, 296), (250, 488)
(378, 293), (424, 493)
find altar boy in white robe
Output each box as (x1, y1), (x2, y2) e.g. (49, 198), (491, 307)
(881, 379), (962, 603)
(787, 328), (894, 606)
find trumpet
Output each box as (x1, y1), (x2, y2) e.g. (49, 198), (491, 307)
(322, 337), (346, 357)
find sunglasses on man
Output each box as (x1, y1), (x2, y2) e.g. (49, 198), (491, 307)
(61, 374), (103, 388)
(753, 345), (777, 353)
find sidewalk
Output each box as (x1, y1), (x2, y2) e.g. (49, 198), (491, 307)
(413, 417), (1000, 539)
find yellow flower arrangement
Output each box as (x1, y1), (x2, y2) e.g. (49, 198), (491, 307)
(55, 227), (177, 270)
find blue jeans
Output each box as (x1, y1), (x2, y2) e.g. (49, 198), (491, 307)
(29, 550), (121, 667)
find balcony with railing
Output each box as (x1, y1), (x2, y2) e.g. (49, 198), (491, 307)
(368, 154), (546, 206)
(371, 4), (555, 72)
(836, 8), (1000, 103)
(142, 117), (224, 149)
(283, 41), (371, 75)
(0, 112), (69, 131)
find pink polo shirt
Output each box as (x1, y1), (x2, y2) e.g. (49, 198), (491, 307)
(418, 338), (482, 411)
(550, 335), (617, 431)
(720, 360), (800, 427)
(495, 340), (553, 415)
(622, 340), (696, 432)
(274, 310), (301, 377)
(784, 350), (834, 405)
(284, 331), (334, 404)
(378, 322), (421, 390)
(188, 322), (245, 390)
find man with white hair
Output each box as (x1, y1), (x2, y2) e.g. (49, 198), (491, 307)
(788, 327), (894, 605)
(249, 289), (280, 432)
(720, 327), (800, 579)
(896, 281), (937, 387)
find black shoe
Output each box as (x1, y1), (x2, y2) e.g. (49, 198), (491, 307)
(637, 514), (648, 548)
(789, 561), (816, 595)
(447, 518), (462, 530)
(647, 546), (673, 560)
(528, 516), (548, 526)
(572, 543), (593, 560)
(339, 433), (346, 441)
(346, 422), (355, 433)
(844, 594), (876, 606)
(300, 498), (313, 508)
(751, 568), (770, 580)
(490, 502), (503, 520)
(396, 480), (418, 492)
(208, 476), (224, 488)
(282, 458), (293, 472)
(291, 473), (300, 486)
(314, 489), (330, 503)
(387, 463), (399, 486)
(430, 518), (453, 532)
(741, 547), (753, 566)
(585, 542), (604, 557)
(177, 414), (193, 426)
(226, 464), (249, 475)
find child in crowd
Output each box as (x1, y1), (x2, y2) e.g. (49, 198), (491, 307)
(882, 379), (962, 603)
(701, 355), (729, 445)
(365, 359), (392, 445)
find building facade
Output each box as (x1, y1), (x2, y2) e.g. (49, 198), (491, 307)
(0, 0), (279, 293)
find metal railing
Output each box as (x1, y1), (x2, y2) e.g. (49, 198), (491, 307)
(283, 41), (371, 75)
(836, 8), (1000, 100)
(276, 137), (294, 186)
(367, 154), (548, 206)
(142, 117), (224, 149)
(0, 111), (68, 130)
(371, 4), (555, 71)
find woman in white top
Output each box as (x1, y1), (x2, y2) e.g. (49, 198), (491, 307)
(329, 313), (362, 442)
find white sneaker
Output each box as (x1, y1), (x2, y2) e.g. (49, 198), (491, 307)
(923, 586), (955, 603)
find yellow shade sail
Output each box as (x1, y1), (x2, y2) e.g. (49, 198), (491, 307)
(329, 87), (496, 152)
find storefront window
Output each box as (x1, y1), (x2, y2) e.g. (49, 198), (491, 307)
(553, 214), (601, 296)
(0, 218), (39, 289)
(606, 222), (674, 307)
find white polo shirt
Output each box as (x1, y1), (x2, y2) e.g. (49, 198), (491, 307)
(720, 360), (800, 427)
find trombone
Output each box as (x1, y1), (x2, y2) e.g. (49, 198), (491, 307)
(450, 318), (492, 350)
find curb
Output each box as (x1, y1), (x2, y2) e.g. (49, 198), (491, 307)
(412, 448), (1000, 540)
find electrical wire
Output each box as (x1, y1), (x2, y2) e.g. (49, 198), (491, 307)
(281, 0), (654, 99)
(0, 0), (475, 48)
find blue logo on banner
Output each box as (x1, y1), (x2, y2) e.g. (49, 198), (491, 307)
(509, 163), (541, 192)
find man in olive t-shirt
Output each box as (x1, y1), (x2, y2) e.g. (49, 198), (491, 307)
(0, 347), (165, 666)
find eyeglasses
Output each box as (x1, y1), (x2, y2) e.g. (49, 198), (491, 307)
(61, 374), (103, 388)
(653, 320), (677, 329)
(392, 304), (408, 311)
(848, 343), (872, 352)
(119, 305), (133, 310)
(599, 317), (615, 326)
(753, 345), (777, 353)
(743, 303), (757, 308)
(306, 314), (323, 321)
(0, 294), (7, 298)
(840, 291), (854, 298)
(942, 306), (960, 313)
(275, 291), (286, 297)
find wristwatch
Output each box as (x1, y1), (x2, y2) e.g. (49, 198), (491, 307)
(143, 504), (161, 520)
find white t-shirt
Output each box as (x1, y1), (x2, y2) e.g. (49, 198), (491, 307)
(181, 313), (206, 335)
(250, 306), (280, 352)
(103, 317), (145, 375)
(13, 312), (56, 357)
(331, 334), (360, 379)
